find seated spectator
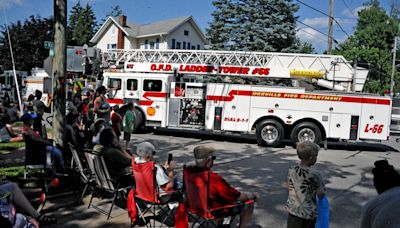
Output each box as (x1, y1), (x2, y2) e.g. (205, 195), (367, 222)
(66, 112), (86, 151)
(97, 128), (133, 188)
(0, 115), (23, 143)
(360, 160), (400, 228)
(134, 142), (181, 204)
(187, 145), (259, 227)
(21, 113), (65, 170)
(0, 181), (56, 227)
(91, 118), (105, 147)
(111, 105), (122, 139)
(4, 101), (20, 123)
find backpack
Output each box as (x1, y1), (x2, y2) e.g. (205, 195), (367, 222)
(127, 189), (137, 226)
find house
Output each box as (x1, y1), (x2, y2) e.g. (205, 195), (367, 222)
(90, 15), (207, 50)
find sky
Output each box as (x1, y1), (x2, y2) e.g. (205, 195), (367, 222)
(0, 0), (396, 53)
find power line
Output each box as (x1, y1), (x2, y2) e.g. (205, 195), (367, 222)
(295, 0), (350, 37)
(297, 28), (328, 43)
(296, 19), (339, 44)
(341, 0), (357, 19)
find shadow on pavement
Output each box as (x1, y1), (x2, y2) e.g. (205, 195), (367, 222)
(149, 129), (399, 152)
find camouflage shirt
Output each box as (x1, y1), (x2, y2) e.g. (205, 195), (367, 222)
(286, 165), (325, 220)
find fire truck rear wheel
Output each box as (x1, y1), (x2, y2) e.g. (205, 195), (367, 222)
(256, 119), (284, 147)
(291, 122), (321, 145)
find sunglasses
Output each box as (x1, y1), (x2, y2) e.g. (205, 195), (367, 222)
(152, 151), (156, 155)
(211, 155), (216, 160)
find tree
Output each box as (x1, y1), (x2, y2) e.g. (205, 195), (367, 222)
(0, 16), (53, 72)
(104, 5), (124, 21)
(68, 1), (97, 46)
(206, 0), (308, 52)
(333, 1), (399, 94)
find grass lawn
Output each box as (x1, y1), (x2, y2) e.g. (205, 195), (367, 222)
(0, 141), (25, 155)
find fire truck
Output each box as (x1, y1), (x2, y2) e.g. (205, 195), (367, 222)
(100, 49), (392, 147)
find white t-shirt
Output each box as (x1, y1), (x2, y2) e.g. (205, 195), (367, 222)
(360, 186), (400, 228)
(134, 157), (169, 195)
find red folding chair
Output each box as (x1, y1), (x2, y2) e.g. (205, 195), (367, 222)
(132, 160), (178, 227)
(183, 166), (254, 227)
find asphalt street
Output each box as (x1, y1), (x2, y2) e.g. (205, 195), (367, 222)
(49, 130), (400, 227)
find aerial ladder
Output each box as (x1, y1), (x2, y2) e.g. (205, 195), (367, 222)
(100, 49), (368, 92)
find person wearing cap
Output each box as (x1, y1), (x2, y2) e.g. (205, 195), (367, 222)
(134, 142), (180, 204)
(97, 128), (133, 187)
(190, 145), (259, 228)
(21, 113), (65, 170)
(360, 160), (400, 228)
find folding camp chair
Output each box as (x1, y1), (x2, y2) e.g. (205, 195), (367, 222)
(183, 166), (255, 227)
(132, 160), (179, 227)
(85, 152), (130, 220)
(67, 143), (94, 203)
(23, 133), (52, 179)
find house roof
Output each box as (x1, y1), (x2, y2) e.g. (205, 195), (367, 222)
(90, 15), (207, 44)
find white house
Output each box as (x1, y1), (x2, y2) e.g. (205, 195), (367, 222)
(90, 15), (207, 50)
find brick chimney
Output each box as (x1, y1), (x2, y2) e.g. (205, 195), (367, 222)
(117, 15), (126, 49)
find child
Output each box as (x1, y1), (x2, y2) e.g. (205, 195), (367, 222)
(286, 141), (325, 228)
(111, 105), (122, 139)
(122, 102), (135, 151)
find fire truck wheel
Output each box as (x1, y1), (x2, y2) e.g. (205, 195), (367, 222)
(291, 122), (321, 145)
(256, 119), (284, 147)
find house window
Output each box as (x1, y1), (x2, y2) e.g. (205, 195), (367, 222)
(127, 79), (138, 91)
(145, 40), (149, 49)
(177, 42), (181, 49)
(187, 42), (191, 50)
(183, 42), (186, 49)
(172, 39), (175, 49)
(156, 38), (160, 49)
(197, 45), (200, 50)
(184, 30), (189, 36)
(150, 41), (155, 49)
(143, 79), (162, 92)
(107, 44), (117, 49)
(191, 45), (195, 50)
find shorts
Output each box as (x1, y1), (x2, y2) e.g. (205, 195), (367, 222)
(124, 131), (131, 141)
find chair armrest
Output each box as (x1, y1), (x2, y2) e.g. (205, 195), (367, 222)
(208, 199), (255, 212)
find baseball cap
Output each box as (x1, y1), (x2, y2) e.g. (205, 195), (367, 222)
(21, 113), (37, 121)
(194, 145), (216, 159)
(136, 142), (156, 157)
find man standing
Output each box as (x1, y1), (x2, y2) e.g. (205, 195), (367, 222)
(32, 90), (51, 138)
(189, 145), (259, 228)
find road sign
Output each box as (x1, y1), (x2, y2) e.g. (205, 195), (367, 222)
(44, 41), (54, 49)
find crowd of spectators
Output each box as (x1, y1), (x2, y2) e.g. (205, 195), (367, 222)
(2, 85), (399, 227)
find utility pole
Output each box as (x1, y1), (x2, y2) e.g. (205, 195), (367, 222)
(53, 0), (67, 148)
(391, 36), (397, 96)
(327, 0), (334, 54)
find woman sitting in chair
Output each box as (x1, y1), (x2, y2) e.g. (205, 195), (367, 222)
(134, 142), (181, 204)
(21, 113), (65, 171)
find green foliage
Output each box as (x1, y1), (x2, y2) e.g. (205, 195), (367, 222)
(68, 2), (97, 46)
(207, 0), (312, 52)
(334, 2), (399, 94)
(0, 166), (25, 178)
(0, 16), (53, 72)
(0, 141), (25, 154)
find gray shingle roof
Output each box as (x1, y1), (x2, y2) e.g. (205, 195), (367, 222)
(112, 16), (191, 37)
